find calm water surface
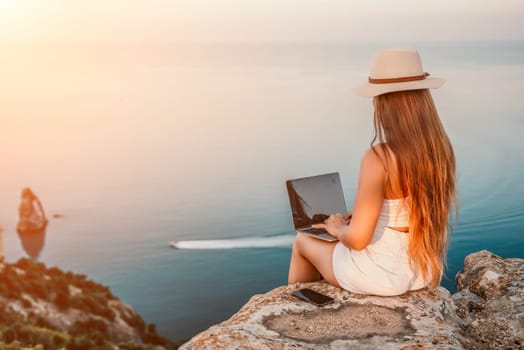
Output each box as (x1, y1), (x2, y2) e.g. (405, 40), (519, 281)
(0, 40), (523, 341)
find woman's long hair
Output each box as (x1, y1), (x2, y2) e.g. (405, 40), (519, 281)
(372, 89), (456, 287)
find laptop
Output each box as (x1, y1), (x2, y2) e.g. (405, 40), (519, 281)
(286, 172), (347, 242)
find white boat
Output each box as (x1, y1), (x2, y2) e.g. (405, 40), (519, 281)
(169, 240), (179, 249)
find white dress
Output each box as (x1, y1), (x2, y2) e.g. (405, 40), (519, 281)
(332, 198), (428, 296)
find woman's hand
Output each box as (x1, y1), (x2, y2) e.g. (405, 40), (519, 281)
(312, 213), (348, 239)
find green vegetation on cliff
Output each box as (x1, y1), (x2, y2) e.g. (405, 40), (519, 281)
(0, 258), (177, 350)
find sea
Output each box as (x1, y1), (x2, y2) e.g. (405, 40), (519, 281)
(0, 40), (523, 343)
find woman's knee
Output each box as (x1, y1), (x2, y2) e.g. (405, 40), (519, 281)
(293, 233), (310, 253)
(292, 235), (299, 252)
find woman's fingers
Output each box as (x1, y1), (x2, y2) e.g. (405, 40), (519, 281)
(328, 213), (343, 220)
(317, 213), (347, 230)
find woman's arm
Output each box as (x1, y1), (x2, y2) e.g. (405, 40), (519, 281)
(313, 147), (386, 250)
(341, 147), (386, 250)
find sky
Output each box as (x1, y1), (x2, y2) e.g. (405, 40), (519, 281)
(0, 0), (523, 43)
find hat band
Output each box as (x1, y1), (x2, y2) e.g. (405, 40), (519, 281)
(368, 72), (430, 84)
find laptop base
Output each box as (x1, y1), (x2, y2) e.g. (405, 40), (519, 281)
(296, 230), (338, 242)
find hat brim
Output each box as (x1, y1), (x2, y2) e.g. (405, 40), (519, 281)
(352, 77), (446, 97)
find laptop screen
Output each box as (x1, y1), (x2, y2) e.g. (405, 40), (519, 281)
(286, 172), (347, 230)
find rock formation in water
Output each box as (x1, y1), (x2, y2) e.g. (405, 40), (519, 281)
(0, 258), (177, 349)
(180, 250), (523, 350)
(16, 188), (48, 234)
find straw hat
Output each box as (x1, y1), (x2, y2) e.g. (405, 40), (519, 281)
(353, 48), (445, 97)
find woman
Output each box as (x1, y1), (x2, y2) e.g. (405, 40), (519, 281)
(288, 48), (456, 296)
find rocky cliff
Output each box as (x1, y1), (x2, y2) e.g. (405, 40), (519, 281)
(180, 250), (523, 350)
(453, 250), (523, 349)
(0, 258), (176, 350)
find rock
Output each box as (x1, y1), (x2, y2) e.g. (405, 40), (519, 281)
(0, 258), (175, 349)
(16, 187), (48, 234)
(180, 250), (523, 350)
(453, 250), (523, 350)
(180, 282), (464, 349)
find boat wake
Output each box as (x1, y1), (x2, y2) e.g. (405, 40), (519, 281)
(170, 234), (295, 250)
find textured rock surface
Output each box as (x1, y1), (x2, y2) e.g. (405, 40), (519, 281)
(453, 250), (523, 350)
(180, 250), (523, 350)
(180, 282), (463, 349)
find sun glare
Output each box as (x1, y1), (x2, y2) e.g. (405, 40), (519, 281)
(0, 0), (23, 28)
(0, 0), (17, 11)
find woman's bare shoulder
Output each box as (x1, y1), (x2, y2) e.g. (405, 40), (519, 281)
(362, 144), (395, 166)
(360, 146), (387, 178)
(368, 143), (396, 159)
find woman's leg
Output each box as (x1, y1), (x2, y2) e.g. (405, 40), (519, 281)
(288, 233), (341, 288)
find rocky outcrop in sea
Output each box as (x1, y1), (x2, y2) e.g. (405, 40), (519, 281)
(180, 250), (523, 350)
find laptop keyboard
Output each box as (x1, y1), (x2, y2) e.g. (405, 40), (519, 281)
(300, 227), (329, 235)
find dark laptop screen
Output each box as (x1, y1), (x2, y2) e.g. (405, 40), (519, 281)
(286, 172), (347, 229)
